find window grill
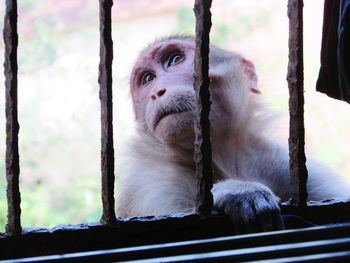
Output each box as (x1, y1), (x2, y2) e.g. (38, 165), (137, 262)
(1, 0), (350, 261)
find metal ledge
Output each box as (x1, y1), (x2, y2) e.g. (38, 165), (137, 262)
(1, 223), (350, 262)
(0, 199), (350, 260)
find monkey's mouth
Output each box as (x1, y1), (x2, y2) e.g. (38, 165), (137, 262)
(154, 105), (194, 130)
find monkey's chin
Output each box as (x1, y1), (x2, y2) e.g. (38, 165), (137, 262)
(154, 111), (194, 145)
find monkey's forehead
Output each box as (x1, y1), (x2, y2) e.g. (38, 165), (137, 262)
(139, 36), (195, 59)
(146, 35), (195, 49)
(129, 37), (194, 86)
(136, 35), (238, 64)
(130, 35), (241, 82)
(131, 36), (195, 73)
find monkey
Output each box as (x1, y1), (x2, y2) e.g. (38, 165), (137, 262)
(116, 35), (350, 231)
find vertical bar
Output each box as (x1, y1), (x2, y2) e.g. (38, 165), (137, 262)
(287, 0), (308, 207)
(4, 0), (22, 234)
(99, 0), (116, 224)
(193, 0), (214, 216)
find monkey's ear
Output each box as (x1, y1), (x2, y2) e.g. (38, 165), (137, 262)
(241, 58), (261, 94)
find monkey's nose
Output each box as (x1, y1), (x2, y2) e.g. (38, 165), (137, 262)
(151, 88), (166, 100)
(157, 88), (166, 97)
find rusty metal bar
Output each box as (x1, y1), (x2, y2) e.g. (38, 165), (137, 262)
(287, 0), (308, 207)
(4, 0), (22, 235)
(99, 0), (116, 224)
(193, 0), (214, 216)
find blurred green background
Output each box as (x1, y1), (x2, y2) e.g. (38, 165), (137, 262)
(1, 0), (349, 232)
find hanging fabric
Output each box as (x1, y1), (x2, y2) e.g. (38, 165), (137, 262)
(316, 0), (350, 103)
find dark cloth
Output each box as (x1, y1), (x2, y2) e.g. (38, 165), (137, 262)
(316, 0), (350, 103)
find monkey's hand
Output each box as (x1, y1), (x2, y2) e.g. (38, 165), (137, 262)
(212, 180), (284, 233)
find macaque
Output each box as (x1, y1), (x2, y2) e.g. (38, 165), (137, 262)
(117, 36), (350, 231)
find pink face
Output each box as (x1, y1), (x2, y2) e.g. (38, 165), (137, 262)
(129, 37), (259, 144)
(130, 38), (197, 143)
(131, 39), (195, 107)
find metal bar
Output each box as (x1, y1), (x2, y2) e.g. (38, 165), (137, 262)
(98, 0), (116, 224)
(287, 0), (308, 207)
(103, 238), (350, 262)
(4, 0), (21, 235)
(109, 239), (350, 262)
(5, 251), (350, 263)
(193, 0), (214, 216)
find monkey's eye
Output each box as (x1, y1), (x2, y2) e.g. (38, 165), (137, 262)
(166, 53), (184, 68)
(141, 72), (156, 85)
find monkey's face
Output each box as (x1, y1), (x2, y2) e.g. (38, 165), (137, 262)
(130, 37), (258, 145)
(130, 38), (197, 144)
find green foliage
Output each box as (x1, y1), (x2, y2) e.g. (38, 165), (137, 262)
(0, 173), (102, 232)
(0, 188), (6, 233)
(0, 206), (6, 232)
(211, 23), (230, 46)
(20, 177), (102, 228)
(176, 8), (195, 35)
(0, 159), (6, 232)
(229, 9), (270, 40)
(18, 22), (58, 73)
(0, 0), (101, 231)
(175, 6), (271, 48)
(20, 0), (36, 14)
